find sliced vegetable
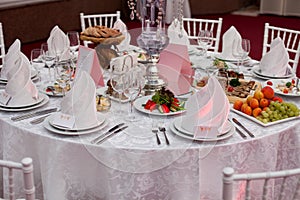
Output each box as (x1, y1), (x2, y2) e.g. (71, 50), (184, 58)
(158, 104), (170, 113)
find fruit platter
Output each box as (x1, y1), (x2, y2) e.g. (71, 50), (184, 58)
(133, 87), (186, 116)
(231, 85), (300, 126)
(264, 79), (300, 97)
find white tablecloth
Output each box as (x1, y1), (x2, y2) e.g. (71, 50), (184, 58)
(0, 51), (300, 199)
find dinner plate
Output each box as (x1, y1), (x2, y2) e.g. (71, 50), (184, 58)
(0, 69), (38, 82)
(170, 122), (235, 142)
(173, 117), (232, 136)
(0, 91), (45, 108)
(0, 93), (49, 112)
(214, 53), (250, 62)
(263, 79), (300, 97)
(43, 117), (108, 136)
(39, 84), (64, 97)
(48, 112), (106, 131)
(96, 86), (130, 103)
(230, 106), (300, 127)
(252, 65), (294, 79)
(133, 95), (186, 116)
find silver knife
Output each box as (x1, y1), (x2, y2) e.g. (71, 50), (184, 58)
(11, 108), (58, 121)
(96, 126), (128, 144)
(232, 118), (255, 138)
(91, 123), (125, 144)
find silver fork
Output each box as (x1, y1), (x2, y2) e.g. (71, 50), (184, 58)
(151, 123), (161, 145)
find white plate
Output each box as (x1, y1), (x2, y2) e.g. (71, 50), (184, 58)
(48, 112), (106, 131)
(43, 117), (108, 136)
(0, 69), (38, 82)
(262, 79), (300, 97)
(133, 95), (186, 116)
(170, 122), (234, 142)
(252, 65), (294, 79)
(173, 118), (232, 136)
(230, 106), (300, 127)
(0, 91), (45, 108)
(0, 93), (49, 112)
(96, 86), (130, 103)
(39, 84), (64, 97)
(214, 53), (250, 62)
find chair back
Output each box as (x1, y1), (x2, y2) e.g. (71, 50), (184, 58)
(222, 167), (300, 200)
(182, 17), (223, 52)
(263, 23), (300, 72)
(80, 11), (121, 47)
(0, 22), (5, 67)
(0, 157), (35, 200)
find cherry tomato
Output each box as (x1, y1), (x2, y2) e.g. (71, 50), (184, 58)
(292, 79), (295, 84)
(227, 86), (234, 92)
(267, 81), (273, 86)
(283, 88), (289, 94)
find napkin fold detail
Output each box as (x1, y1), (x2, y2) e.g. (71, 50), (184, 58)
(113, 19), (131, 52)
(220, 26), (242, 60)
(1, 39), (21, 79)
(167, 19), (190, 45)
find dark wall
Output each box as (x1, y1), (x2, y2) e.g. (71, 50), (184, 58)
(0, 0), (122, 46)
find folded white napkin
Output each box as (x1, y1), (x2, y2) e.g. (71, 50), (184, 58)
(113, 19), (131, 52)
(181, 76), (230, 139)
(1, 39), (21, 79)
(4, 53), (39, 106)
(167, 19), (189, 45)
(220, 26), (242, 60)
(60, 71), (98, 129)
(47, 25), (71, 61)
(260, 37), (289, 76)
(109, 53), (138, 74)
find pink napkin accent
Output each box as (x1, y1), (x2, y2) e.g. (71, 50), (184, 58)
(157, 43), (193, 95)
(60, 71), (98, 129)
(1, 39), (21, 79)
(76, 45), (104, 87)
(260, 37), (289, 76)
(5, 53), (38, 106)
(181, 76), (230, 139)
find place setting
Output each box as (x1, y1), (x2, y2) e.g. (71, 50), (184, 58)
(43, 71), (108, 135)
(169, 76), (235, 142)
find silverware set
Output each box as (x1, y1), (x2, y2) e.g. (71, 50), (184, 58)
(91, 123), (127, 144)
(11, 108), (58, 122)
(230, 117), (255, 139)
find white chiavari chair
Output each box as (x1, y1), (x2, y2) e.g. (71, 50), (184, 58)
(80, 11), (121, 47)
(0, 22), (5, 68)
(263, 23), (300, 73)
(182, 17), (223, 52)
(222, 167), (300, 200)
(0, 157), (35, 200)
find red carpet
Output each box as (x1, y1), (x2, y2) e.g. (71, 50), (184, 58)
(21, 13), (300, 75)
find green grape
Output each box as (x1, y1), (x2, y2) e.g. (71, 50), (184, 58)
(262, 118), (269, 124)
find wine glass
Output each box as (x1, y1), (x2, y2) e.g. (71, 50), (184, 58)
(110, 72), (126, 114)
(67, 31), (80, 59)
(232, 38), (251, 72)
(41, 43), (55, 84)
(30, 48), (43, 85)
(197, 30), (213, 58)
(123, 69), (144, 122)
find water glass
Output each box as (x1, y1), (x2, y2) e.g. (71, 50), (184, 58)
(232, 38), (250, 71)
(67, 31), (80, 59)
(30, 48), (43, 84)
(41, 43), (55, 84)
(197, 30), (213, 57)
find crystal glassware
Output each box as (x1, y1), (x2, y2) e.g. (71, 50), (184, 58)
(232, 38), (251, 72)
(67, 31), (80, 59)
(30, 48), (43, 84)
(197, 30), (213, 57)
(41, 43), (55, 84)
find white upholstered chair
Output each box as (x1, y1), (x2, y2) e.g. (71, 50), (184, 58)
(182, 17), (223, 52)
(222, 167), (300, 200)
(80, 11), (121, 47)
(0, 157), (35, 200)
(0, 22), (5, 67)
(263, 23), (300, 73)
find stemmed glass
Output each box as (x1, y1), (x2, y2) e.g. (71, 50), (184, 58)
(30, 48), (43, 85)
(67, 31), (80, 59)
(123, 69), (145, 122)
(54, 63), (72, 96)
(232, 38), (251, 72)
(197, 30), (213, 58)
(41, 43), (55, 84)
(110, 72), (126, 114)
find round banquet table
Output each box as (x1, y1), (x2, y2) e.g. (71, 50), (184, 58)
(0, 50), (300, 200)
